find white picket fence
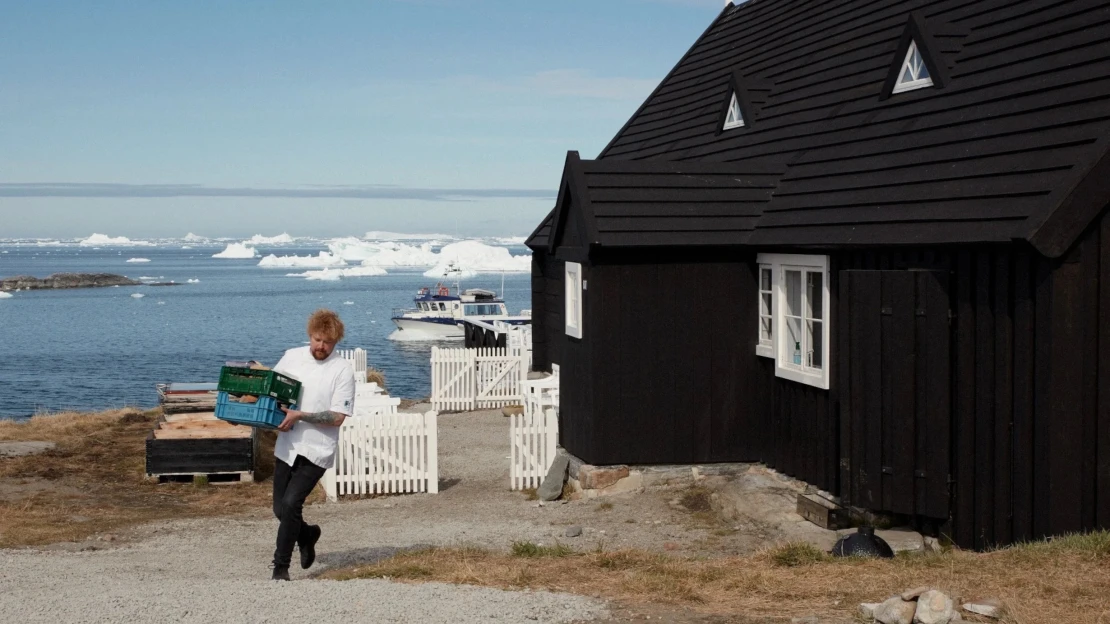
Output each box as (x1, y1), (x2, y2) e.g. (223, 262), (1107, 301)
(430, 346), (530, 411)
(323, 410), (439, 500)
(338, 348), (368, 381)
(510, 408), (559, 490)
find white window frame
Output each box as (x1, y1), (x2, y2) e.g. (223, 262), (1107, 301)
(565, 262), (583, 339)
(756, 253), (830, 390)
(722, 92), (745, 130)
(756, 264), (774, 358)
(892, 40), (934, 94)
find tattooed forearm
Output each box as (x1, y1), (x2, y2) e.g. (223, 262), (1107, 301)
(299, 410), (343, 426)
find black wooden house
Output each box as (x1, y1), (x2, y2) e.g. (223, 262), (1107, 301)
(525, 0), (1110, 549)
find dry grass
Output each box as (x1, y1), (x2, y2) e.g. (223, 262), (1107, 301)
(323, 533), (1110, 623)
(366, 368), (386, 389)
(0, 407), (307, 547)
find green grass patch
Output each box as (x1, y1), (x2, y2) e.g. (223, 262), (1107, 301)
(511, 541), (575, 558)
(767, 542), (831, 567)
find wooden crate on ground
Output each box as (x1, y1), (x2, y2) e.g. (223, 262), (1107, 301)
(146, 412), (258, 483)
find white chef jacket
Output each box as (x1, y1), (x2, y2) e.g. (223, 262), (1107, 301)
(272, 346), (356, 470)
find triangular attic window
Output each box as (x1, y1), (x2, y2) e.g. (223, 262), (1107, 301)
(722, 92), (745, 130)
(892, 40), (933, 94)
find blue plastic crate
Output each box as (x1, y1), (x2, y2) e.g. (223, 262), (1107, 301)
(215, 391), (286, 429)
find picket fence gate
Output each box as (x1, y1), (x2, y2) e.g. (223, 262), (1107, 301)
(431, 346), (529, 411)
(509, 408), (559, 490)
(338, 348), (368, 381)
(323, 410), (439, 501)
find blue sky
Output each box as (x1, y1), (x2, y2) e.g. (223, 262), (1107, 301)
(0, 0), (727, 238)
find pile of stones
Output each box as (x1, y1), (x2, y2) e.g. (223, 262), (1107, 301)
(860, 587), (1003, 624)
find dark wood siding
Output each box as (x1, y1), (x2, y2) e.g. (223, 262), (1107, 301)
(832, 227), (1110, 549)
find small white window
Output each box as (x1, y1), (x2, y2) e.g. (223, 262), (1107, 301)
(565, 262), (583, 339)
(756, 253), (830, 390)
(722, 92), (745, 130)
(757, 265), (774, 358)
(892, 40), (933, 94)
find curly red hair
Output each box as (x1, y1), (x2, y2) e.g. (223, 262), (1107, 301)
(307, 309), (345, 343)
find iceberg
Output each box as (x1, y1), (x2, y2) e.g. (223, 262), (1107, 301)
(212, 243), (259, 259)
(130, 293), (144, 299)
(423, 266), (478, 279)
(258, 252), (346, 268)
(0, 292), (12, 299)
(424, 240), (531, 275)
(494, 236), (527, 245)
(364, 231), (452, 241)
(79, 233), (154, 247)
(126, 258), (151, 263)
(183, 232), (206, 242)
(247, 233), (295, 245)
(286, 266), (388, 280)
(186, 278), (200, 284)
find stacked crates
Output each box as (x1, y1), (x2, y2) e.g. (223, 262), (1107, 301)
(215, 367), (302, 429)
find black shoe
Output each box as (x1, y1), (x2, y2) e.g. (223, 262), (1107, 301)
(271, 564), (290, 581)
(299, 524), (321, 570)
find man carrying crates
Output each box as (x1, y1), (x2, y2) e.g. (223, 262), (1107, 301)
(268, 309), (356, 581)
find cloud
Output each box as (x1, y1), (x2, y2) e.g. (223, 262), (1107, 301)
(0, 182), (556, 201)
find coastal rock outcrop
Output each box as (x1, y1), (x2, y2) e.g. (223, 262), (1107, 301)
(1, 273), (144, 291)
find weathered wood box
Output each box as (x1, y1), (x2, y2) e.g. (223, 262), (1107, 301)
(145, 412), (258, 482)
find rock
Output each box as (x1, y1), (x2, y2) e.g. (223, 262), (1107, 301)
(924, 536), (942, 552)
(0, 441), (56, 458)
(537, 454), (570, 501)
(915, 590), (956, 624)
(565, 526), (583, 538)
(0, 273), (150, 291)
(860, 603), (881, 621)
(962, 599), (1003, 619)
(578, 464), (630, 490)
(901, 587), (931, 601)
(874, 596), (916, 624)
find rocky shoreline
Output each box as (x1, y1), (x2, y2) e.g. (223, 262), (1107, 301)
(0, 273), (180, 291)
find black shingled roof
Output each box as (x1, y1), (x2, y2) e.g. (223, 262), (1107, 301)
(527, 0), (1110, 257)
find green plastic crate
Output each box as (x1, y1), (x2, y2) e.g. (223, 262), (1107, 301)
(217, 366), (301, 405)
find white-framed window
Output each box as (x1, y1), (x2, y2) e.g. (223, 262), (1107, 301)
(756, 253), (830, 390)
(565, 262), (583, 339)
(892, 40), (933, 94)
(757, 264), (774, 358)
(722, 92), (745, 130)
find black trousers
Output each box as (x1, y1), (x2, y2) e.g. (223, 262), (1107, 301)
(272, 455), (326, 567)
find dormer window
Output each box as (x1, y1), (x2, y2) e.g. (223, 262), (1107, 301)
(892, 40), (933, 94)
(722, 92), (745, 130)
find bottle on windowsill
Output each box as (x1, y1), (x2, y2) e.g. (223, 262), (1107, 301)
(793, 341), (801, 365)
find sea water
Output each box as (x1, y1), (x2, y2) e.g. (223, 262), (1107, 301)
(0, 242), (531, 419)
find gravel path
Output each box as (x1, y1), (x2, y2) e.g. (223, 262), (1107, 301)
(1, 407), (804, 623)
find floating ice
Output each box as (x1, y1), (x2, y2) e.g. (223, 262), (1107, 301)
(137, 276), (163, 280)
(423, 240), (530, 275)
(157, 301), (166, 305)
(364, 231), (452, 241)
(343, 301), (354, 305)
(0, 292), (12, 299)
(285, 265), (388, 280)
(494, 236), (527, 245)
(35, 240), (63, 247)
(186, 278), (200, 284)
(212, 243), (259, 259)
(423, 266), (478, 279)
(183, 232), (206, 242)
(79, 233), (154, 247)
(181, 246), (193, 250)
(258, 252), (346, 268)
(326, 238), (439, 266)
(246, 233), (295, 245)
(126, 258), (151, 263)
(130, 293), (144, 299)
